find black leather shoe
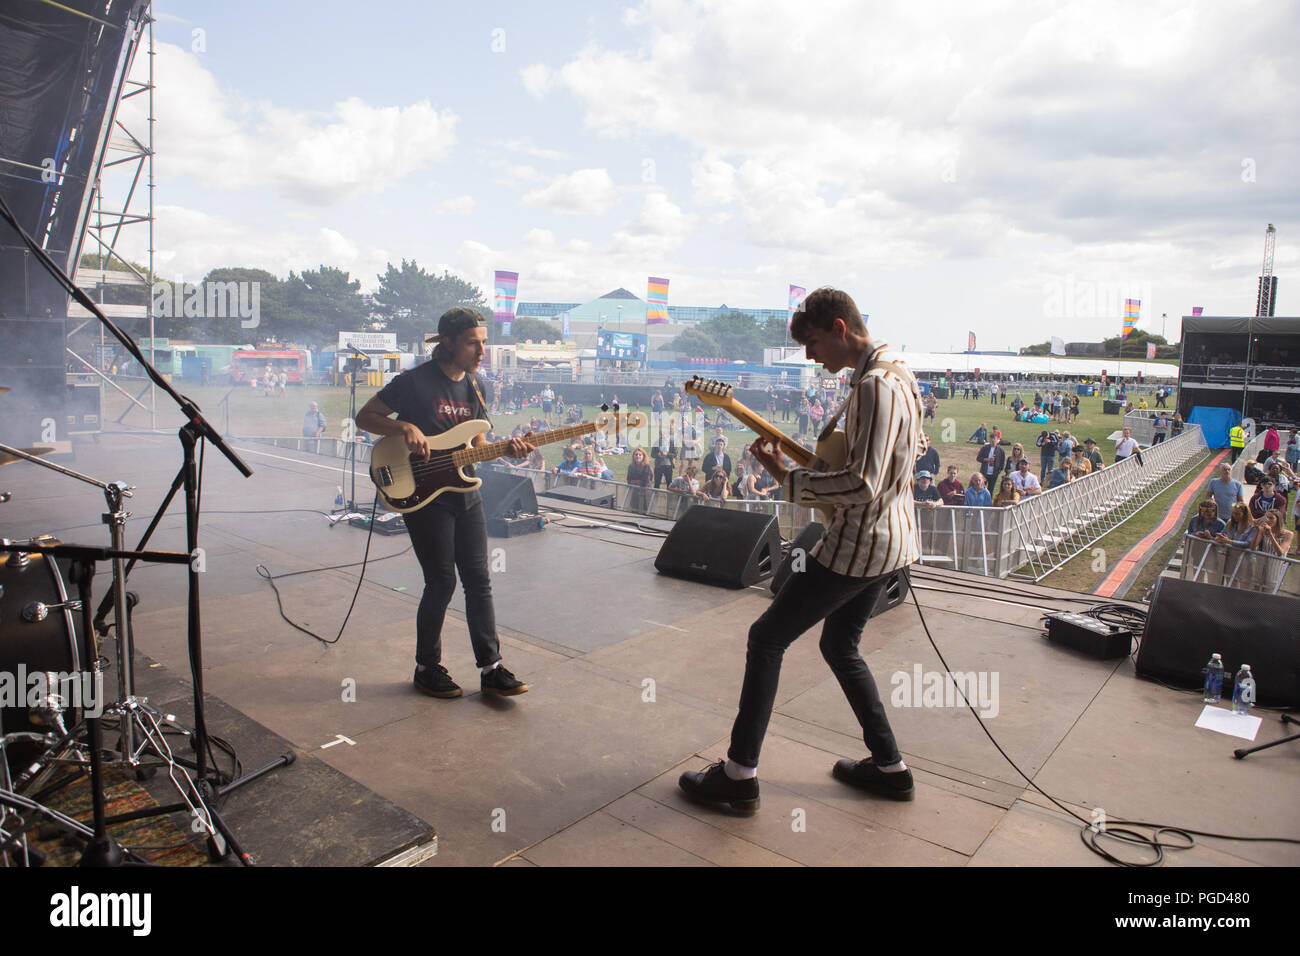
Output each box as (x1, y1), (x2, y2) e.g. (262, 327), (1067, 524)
(481, 665), (529, 696)
(414, 665), (462, 699)
(678, 760), (760, 815)
(832, 758), (915, 800)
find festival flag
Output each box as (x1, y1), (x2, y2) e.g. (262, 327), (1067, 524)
(1192, 306), (1203, 316)
(787, 284), (807, 328)
(1123, 298), (1140, 338)
(1146, 342), (1157, 359)
(493, 270), (519, 323)
(646, 277), (670, 324)
(967, 331), (976, 351)
(1050, 336), (1066, 356)
(561, 311), (571, 339)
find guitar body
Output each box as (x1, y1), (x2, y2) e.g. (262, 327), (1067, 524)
(369, 419), (487, 514)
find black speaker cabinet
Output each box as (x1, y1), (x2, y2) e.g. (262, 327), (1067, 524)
(1136, 576), (1300, 707)
(655, 506), (781, 589)
(478, 471), (538, 519)
(769, 522), (910, 617)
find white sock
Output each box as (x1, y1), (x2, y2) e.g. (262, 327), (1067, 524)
(876, 760), (907, 773)
(724, 759), (757, 780)
(481, 662), (501, 675)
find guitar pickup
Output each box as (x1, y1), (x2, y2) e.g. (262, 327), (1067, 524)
(376, 465), (393, 487)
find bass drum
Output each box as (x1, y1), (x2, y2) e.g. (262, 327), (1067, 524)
(0, 544), (84, 775)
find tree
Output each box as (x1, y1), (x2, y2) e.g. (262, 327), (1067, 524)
(372, 259), (488, 347)
(278, 266), (367, 348)
(668, 327), (722, 358)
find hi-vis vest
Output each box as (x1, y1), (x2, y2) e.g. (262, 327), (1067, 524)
(1229, 426), (1246, 448)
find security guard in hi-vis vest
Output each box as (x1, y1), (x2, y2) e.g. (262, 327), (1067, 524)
(1229, 421), (1247, 464)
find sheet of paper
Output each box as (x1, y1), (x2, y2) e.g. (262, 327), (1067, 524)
(1195, 705), (1262, 741)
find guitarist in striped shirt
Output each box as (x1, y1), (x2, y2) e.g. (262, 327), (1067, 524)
(680, 288), (925, 813)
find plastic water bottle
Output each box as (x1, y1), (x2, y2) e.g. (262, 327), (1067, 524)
(1202, 653), (1224, 703)
(1232, 665), (1255, 715)
(334, 486), (344, 508)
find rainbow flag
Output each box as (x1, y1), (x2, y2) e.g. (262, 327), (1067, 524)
(1123, 298), (1140, 338)
(787, 284), (806, 328)
(493, 270), (518, 323)
(646, 277), (669, 324)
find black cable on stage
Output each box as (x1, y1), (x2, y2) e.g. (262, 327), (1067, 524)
(255, 497), (383, 646)
(902, 568), (1300, 865)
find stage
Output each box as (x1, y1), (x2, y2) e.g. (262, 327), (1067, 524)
(3, 429), (1297, 867)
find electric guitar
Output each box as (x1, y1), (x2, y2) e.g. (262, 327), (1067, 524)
(685, 377), (845, 522)
(369, 410), (645, 514)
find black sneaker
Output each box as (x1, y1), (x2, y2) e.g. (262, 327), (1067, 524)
(832, 757), (915, 801)
(481, 665), (529, 696)
(413, 665), (462, 699)
(678, 760), (760, 815)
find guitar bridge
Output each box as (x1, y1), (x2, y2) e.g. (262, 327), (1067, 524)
(377, 465), (393, 487)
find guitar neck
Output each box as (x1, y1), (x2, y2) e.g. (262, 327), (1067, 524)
(696, 395), (815, 466)
(451, 421), (597, 466)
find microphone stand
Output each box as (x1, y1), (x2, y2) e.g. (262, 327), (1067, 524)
(0, 194), (284, 864)
(333, 343), (371, 514)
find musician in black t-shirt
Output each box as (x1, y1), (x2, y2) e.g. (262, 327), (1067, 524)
(356, 308), (533, 700)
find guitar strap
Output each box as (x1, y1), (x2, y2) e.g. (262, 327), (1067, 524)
(817, 357), (920, 445)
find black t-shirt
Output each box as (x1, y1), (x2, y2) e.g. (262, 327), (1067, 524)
(915, 447), (940, 475)
(914, 484), (942, 502)
(377, 361), (489, 507)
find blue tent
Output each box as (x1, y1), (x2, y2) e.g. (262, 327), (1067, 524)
(1187, 405), (1238, 449)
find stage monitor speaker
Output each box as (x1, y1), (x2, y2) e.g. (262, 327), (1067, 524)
(655, 506), (780, 589)
(539, 485), (616, 508)
(478, 470), (538, 519)
(1136, 576), (1300, 707)
(770, 522), (909, 616)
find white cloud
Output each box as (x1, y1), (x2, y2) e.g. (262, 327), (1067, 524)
(437, 195), (476, 215)
(116, 44), (458, 206)
(521, 168), (619, 215)
(520, 63), (554, 98)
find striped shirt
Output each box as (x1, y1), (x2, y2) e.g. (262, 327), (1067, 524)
(783, 342), (924, 578)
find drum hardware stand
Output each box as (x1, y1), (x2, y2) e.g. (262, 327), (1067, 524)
(2, 192), (290, 864)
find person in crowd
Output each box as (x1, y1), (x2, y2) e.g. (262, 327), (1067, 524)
(965, 473), (992, 507)
(1010, 393), (1023, 417)
(651, 432), (676, 489)
(1171, 412), (1185, 437)
(1003, 441), (1026, 475)
(742, 459), (773, 502)
(989, 382), (999, 406)
(1047, 460), (1073, 489)
(1070, 443), (1091, 475)
(1206, 462), (1244, 519)
(522, 447), (546, 471)
(1248, 476), (1286, 520)
(1228, 419), (1248, 463)
(679, 418), (702, 471)
(1081, 437), (1104, 472)
(702, 466), (731, 501)
(1070, 394), (1080, 420)
(796, 395), (811, 436)
(938, 464), (966, 504)
(1058, 431), (1075, 462)
(1036, 429), (1059, 481)
(1188, 500), (1226, 540)
(1265, 461), (1293, 497)
(914, 434), (941, 476)
(924, 392), (938, 420)
(1114, 427), (1139, 463)
(1215, 503), (1257, 547)
(1151, 412), (1169, 444)
(967, 423), (988, 445)
(992, 476), (1020, 507)
(809, 397), (826, 432)
(990, 426), (1003, 446)
(913, 471), (943, 510)
(1252, 509), (1295, 560)
(700, 438), (733, 481)
(1285, 428), (1299, 473)
(626, 447), (653, 512)
(669, 463), (702, 497)
(1011, 458), (1042, 497)
(558, 446), (586, 478)
(781, 389), (793, 421)
(1262, 423), (1281, 459)
(301, 401), (327, 450)
(977, 436), (1006, 484)
(1242, 459), (1265, 485)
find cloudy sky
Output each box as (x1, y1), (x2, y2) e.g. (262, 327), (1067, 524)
(106, 0), (1299, 351)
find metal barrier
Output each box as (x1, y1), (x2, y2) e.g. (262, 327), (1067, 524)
(242, 434), (376, 465)
(1002, 425), (1210, 580)
(1180, 533), (1300, 598)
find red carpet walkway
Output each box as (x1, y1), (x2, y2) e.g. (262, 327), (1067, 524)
(1093, 449), (1228, 598)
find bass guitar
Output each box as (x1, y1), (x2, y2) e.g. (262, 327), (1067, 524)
(370, 410), (644, 514)
(685, 377), (844, 522)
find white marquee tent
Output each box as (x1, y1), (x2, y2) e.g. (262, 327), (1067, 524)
(775, 351), (1177, 380)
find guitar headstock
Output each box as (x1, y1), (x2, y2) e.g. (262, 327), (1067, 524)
(685, 376), (733, 407)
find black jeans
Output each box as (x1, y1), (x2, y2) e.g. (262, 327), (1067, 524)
(403, 496), (501, 669)
(728, 558), (902, 769)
